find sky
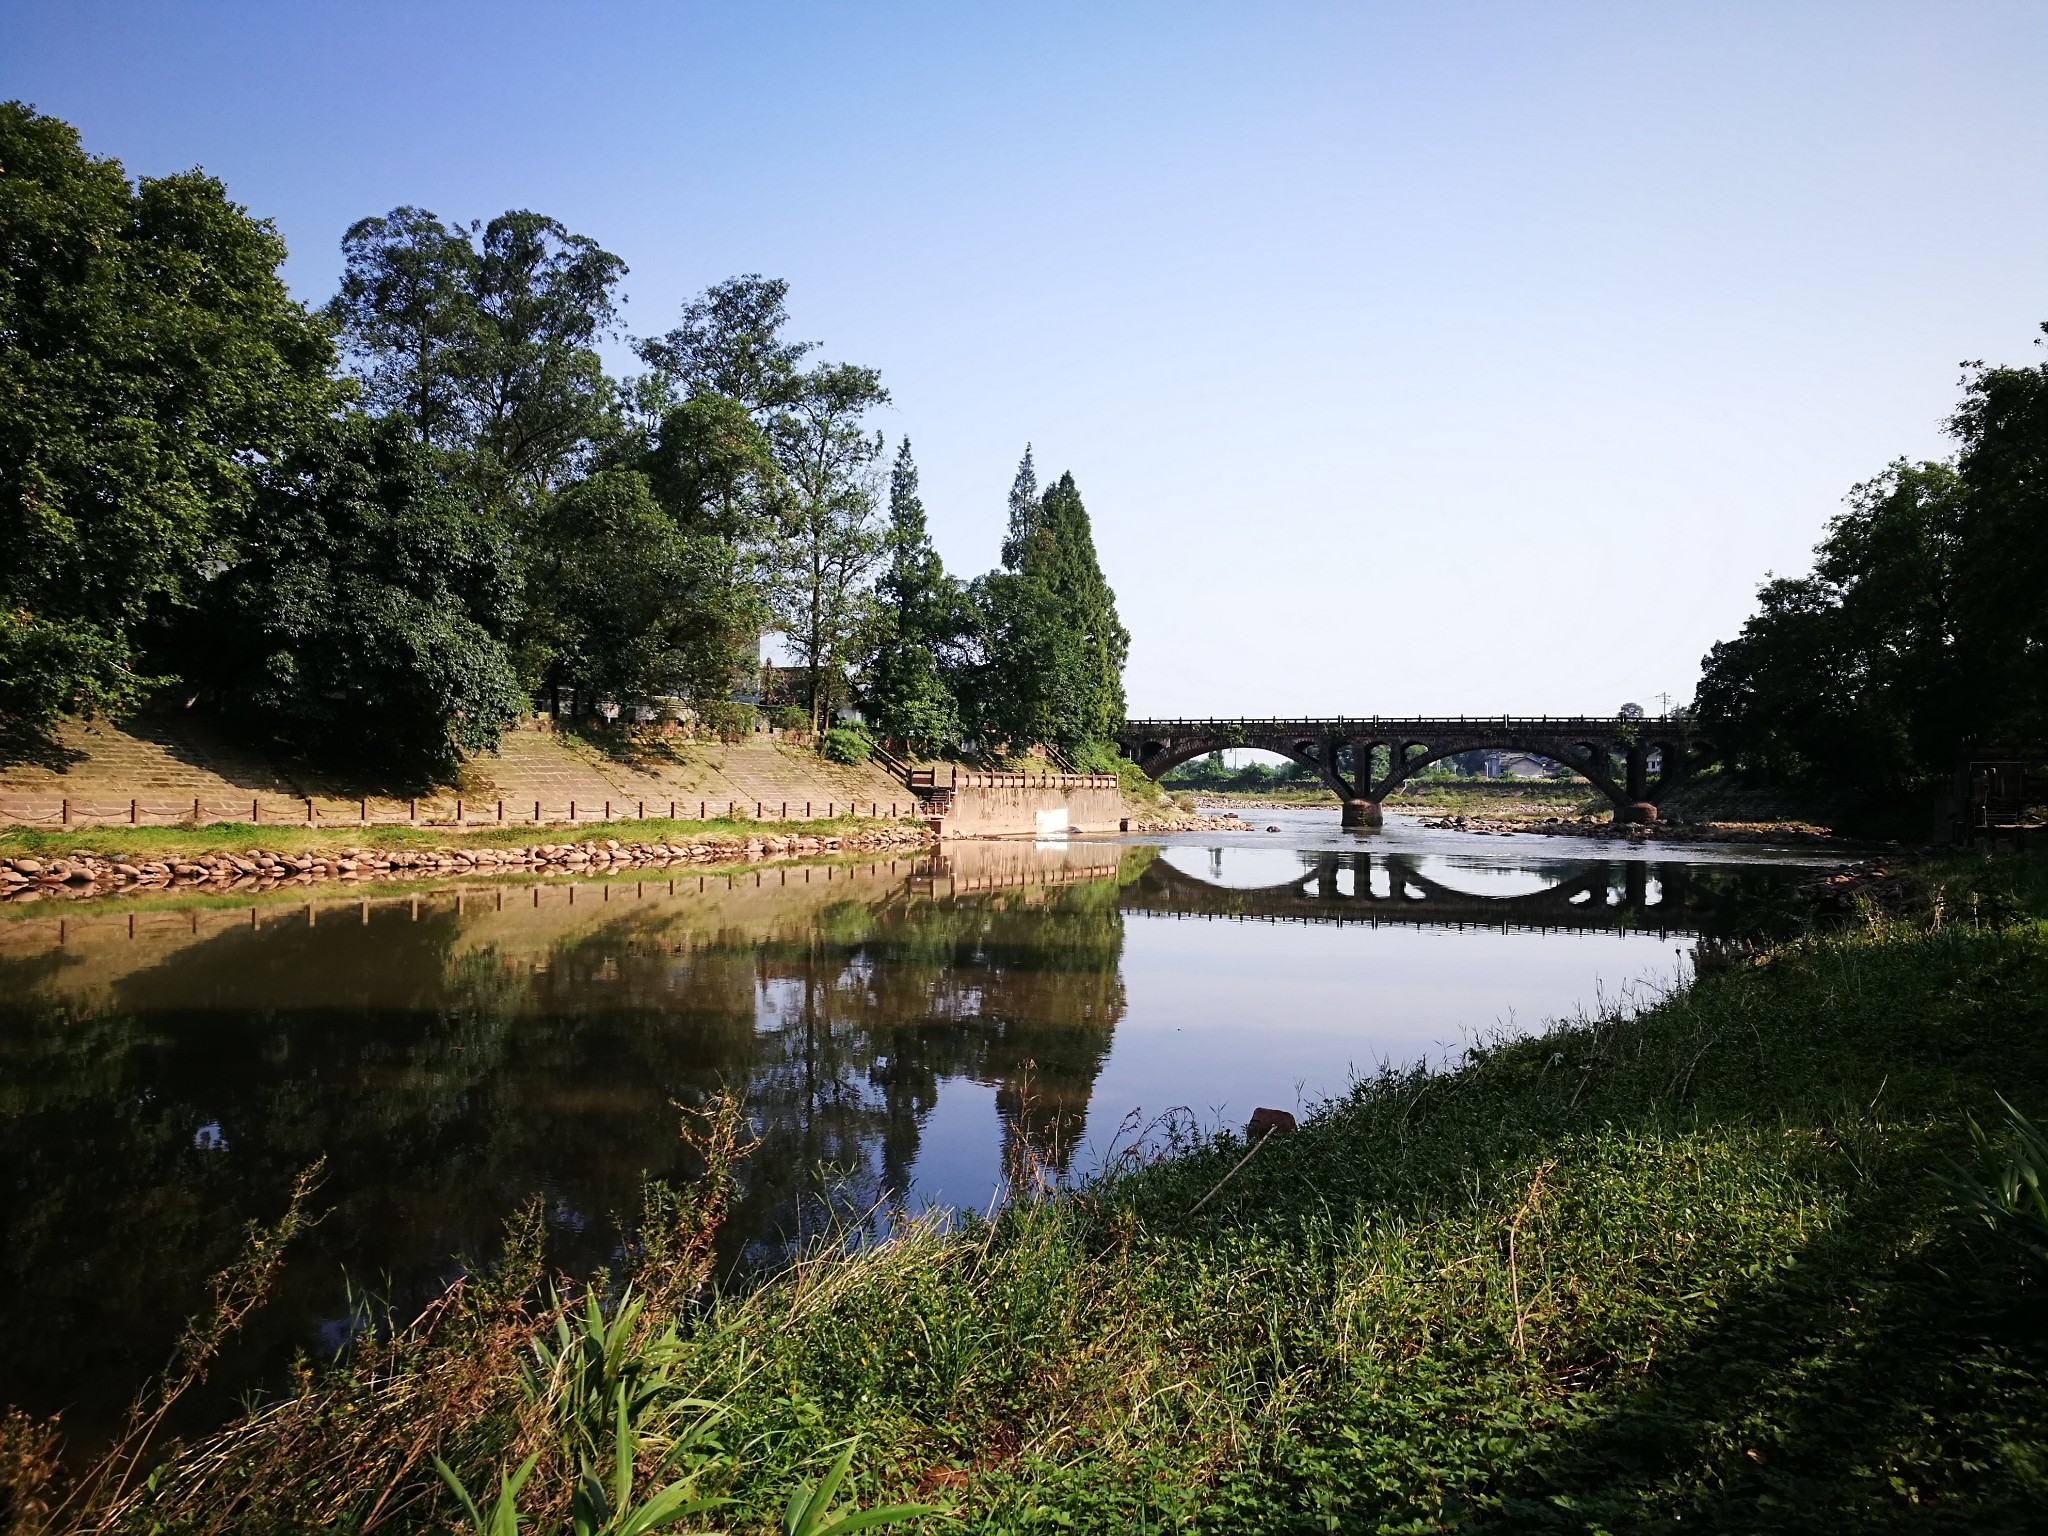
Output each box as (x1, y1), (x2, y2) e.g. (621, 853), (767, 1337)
(6, 2), (2047, 719)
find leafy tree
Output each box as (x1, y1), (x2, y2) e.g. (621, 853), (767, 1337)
(764, 363), (890, 732)
(1698, 462), (1966, 797)
(200, 414), (525, 781)
(520, 467), (761, 721)
(0, 102), (338, 761)
(972, 450), (1128, 761)
(639, 391), (780, 542)
(329, 207), (626, 508)
(633, 273), (812, 415)
(1948, 339), (2048, 744)
(863, 439), (963, 753)
(327, 207), (478, 448)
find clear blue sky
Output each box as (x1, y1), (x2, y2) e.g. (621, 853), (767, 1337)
(7, 2), (2046, 717)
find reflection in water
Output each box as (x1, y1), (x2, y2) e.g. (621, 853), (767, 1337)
(0, 836), (1811, 1441)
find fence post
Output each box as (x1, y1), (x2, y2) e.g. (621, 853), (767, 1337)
(570, 801), (577, 823)
(61, 798), (69, 825)
(455, 798), (463, 824)
(409, 798), (417, 823)
(252, 798), (260, 824)
(193, 797), (201, 824)
(603, 800), (611, 820)
(534, 800), (541, 823)
(638, 799), (644, 819)
(306, 798), (314, 825)
(782, 801), (788, 819)
(498, 799), (505, 823)
(700, 801), (706, 819)
(130, 799), (138, 825)
(361, 797), (368, 824)
(668, 800), (675, 819)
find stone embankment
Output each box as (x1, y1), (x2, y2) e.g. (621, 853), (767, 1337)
(1, 825), (933, 904)
(1420, 813), (1856, 847)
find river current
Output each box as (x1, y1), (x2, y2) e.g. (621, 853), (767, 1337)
(0, 808), (1828, 1438)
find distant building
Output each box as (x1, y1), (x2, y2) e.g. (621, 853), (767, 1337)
(1483, 752), (1554, 779)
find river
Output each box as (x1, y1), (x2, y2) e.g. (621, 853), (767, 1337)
(0, 808), (1830, 1441)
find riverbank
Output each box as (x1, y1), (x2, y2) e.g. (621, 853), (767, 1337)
(0, 816), (933, 903)
(1418, 811), (1864, 849)
(12, 853), (2045, 1531)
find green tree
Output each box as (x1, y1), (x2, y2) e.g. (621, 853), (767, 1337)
(764, 363), (890, 732)
(971, 450), (1128, 761)
(520, 467), (761, 721)
(1948, 338), (2048, 744)
(201, 414), (525, 781)
(632, 273), (812, 416)
(864, 438), (963, 753)
(327, 207), (478, 449)
(329, 207), (626, 509)
(0, 102), (338, 762)
(1698, 461), (1966, 797)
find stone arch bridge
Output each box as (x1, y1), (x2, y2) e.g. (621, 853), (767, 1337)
(1115, 715), (1712, 827)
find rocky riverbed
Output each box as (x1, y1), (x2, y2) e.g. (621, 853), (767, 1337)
(0, 824), (935, 903)
(1419, 813), (1859, 847)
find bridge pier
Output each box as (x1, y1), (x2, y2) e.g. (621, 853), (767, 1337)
(1341, 798), (1382, 829)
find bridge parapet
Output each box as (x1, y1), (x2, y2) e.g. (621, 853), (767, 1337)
(1115, 715), (1712, 827)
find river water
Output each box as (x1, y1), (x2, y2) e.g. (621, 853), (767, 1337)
(0, 808), (1828, 1437)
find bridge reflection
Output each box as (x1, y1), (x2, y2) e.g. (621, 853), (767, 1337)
(1121, 849), (1770, 936)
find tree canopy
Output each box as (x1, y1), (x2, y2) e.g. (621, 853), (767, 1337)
(0, 103), (1131, 779)
(1698, 331), (2048, 812)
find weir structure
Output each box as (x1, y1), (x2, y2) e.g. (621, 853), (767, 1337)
(1115, 715), (1713, 828)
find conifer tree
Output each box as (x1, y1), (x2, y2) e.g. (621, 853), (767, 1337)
(973, 453), (1127, 761)
(864, 438), (962, 753)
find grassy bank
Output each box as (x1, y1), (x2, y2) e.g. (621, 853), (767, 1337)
(9, 858), (2048, 1532)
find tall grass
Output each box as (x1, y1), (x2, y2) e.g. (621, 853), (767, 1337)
(5, 857), (2046, 1532)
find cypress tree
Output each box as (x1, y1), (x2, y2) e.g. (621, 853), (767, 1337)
(975, 455), (1127, 761)
(865, 438), (962, 753)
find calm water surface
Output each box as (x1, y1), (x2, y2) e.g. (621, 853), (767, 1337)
(0, 808), (1827, 1435)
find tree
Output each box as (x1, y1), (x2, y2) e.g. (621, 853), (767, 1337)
(0, 102), (338, 762)
(329, 207), (626, 509)
(1697, 461), (1967, 798)
(200, 414), (525, 781)
(972, 451), (1128, 761)
(520, 467), (761, 721)
(864, 439), (963, 753)
(633, 274), (812, 416)
(328, 207), (478, 448)
(764, 363), (890, 732)
(1948, 339), (2048, 744)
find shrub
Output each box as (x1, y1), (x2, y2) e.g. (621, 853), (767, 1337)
(820, 725), (872, 765)
(693, 699), (758, 742)
(773, 705), (811, 733)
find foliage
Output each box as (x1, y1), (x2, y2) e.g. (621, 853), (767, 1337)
(862, 439), (964, 754)
(1700, 326), (2048, 818)
(1946, 1095), (2048, 1269)
(519, 467), (761, 720)
(1698, 461), (1968, 801)
(0, 101), (338, 762)
(970, 450), (1128, 761)
(763, 365), (890, 732)
(693, 699), (759, 742)
(330, 206), (627, 509)
(196, 413), (526, 782)
(819, 724), (873, 765)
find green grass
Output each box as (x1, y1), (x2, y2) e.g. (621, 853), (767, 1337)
(0, 814), (918, 865)
(12, 856), (2048, 1532)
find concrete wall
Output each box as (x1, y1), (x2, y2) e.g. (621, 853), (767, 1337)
(934, 772), (1126, 837)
